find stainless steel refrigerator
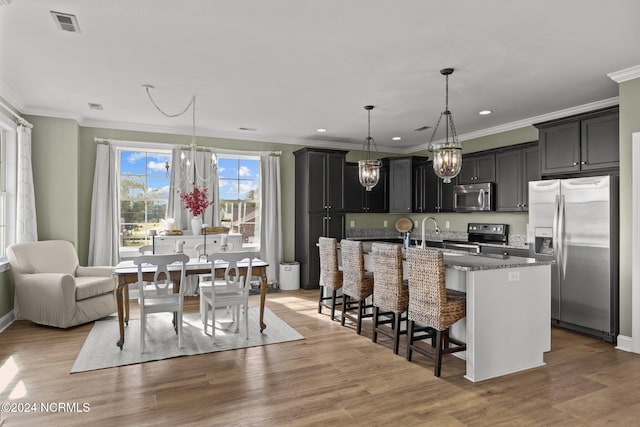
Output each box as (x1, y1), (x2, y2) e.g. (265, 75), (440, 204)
(528, 175), (618, 342)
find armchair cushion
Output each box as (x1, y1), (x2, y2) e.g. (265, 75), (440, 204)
(6, 240), (117, 328)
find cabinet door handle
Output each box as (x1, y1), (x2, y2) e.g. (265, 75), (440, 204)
(581, 161), (587, 165)
(573, 162), (578, 166)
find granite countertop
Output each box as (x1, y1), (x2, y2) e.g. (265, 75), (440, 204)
(356, 241), (552, 272)
(436, 249), (552, 272)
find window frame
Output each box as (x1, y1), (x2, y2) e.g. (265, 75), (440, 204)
(217, 153), (261, 250)
(115, 142), (172, 257)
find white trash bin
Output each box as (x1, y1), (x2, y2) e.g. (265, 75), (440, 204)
(279, 262), (300, 290)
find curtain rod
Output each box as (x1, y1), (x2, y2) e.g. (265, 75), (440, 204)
(0, 98), (33, 128)
(94, 137), (281, 156)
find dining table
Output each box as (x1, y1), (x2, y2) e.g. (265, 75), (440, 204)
(114, 257), (269, 350)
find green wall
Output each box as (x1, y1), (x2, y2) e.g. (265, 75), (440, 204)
(618, 76), (640, 336)
(29, 116), (80, 245)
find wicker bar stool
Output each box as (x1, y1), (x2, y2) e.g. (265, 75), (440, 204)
(340, 239), (374, 335)
(371, 243), (409, 355)
(318, 237), (343, 320)
(406, 247), (466, 377)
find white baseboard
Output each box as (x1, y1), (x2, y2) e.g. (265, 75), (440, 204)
(616, 335), (633, 352)
(0, 309), (15, 333)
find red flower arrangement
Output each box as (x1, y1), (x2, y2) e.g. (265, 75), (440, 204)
(179, 183), (214, 217)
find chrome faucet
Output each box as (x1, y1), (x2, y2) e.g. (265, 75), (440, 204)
(420, 216), (440, 249)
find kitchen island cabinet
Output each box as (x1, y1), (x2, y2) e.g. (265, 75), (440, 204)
(362, 247), (551, 382)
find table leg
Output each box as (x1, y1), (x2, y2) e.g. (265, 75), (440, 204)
(124, 284), (130, 325)
(259, 270), (267, 332)
(116, 283), (126, 350)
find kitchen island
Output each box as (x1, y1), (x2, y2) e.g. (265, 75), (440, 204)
(361, 245), (552, 382)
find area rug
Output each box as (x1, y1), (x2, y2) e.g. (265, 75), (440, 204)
(71, 307), (303, 373)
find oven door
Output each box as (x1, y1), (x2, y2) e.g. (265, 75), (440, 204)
(453, 183), (494, 212)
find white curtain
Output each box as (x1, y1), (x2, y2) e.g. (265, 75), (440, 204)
(167, 147), (219, 231)
(88, 144), (120, 266)
(260, 154), (283, 283)
(16, 125), (37, 243)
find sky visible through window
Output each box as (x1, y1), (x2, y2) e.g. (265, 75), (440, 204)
(120, 151), (171, 200)
(218, 157), (259, 200)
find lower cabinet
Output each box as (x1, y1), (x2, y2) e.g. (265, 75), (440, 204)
(297, 213), (345, 290)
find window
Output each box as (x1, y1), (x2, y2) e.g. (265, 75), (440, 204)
(118, 148), (171, 249)
(218, 156), (260, 248)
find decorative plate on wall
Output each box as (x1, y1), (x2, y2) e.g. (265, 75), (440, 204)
(394, 217), (414, 233)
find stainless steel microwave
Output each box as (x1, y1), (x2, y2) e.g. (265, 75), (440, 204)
(453, 182), (494, 212)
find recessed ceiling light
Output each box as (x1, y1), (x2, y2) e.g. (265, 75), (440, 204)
(479, 110), (492, 116)
(392, 136), (401, 141)
(88, 103), (103, 110)
(316, 128), (327, 133)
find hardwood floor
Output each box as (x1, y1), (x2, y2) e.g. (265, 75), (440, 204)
(1, 289), (639, 426)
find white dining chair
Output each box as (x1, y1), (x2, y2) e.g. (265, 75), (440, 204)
(134, 253), (190, 354)
(200, 251), (253, 343)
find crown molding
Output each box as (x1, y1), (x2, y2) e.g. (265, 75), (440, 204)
(608, 65), (640, 83)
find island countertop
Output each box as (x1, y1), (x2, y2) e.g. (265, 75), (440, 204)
(356, 241), (553, 272)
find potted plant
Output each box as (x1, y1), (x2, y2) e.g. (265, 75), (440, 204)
(179, 183), (214, 235)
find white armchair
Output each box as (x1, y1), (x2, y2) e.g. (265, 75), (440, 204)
(6, 240), (117, 328)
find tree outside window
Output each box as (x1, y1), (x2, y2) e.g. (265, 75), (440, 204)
(119, 149), (171, 248)
(218, 156), (260, 248)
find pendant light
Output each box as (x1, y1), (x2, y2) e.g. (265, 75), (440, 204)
(358, 105), (382, 191)
(428, 68), (462, 183)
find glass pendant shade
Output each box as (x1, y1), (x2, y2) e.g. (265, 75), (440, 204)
(358, 105), (381, 191)
(358, 159), (382, 191)
(427, 68), (463, 183)
(432, 146), (462, 183)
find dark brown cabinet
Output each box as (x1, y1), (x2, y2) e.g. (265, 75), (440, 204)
(495, 142), (539, 211)
(421, 160), (455, 213)
(536, 107), (619, 176)
(388, 156), (428, 213)
(344, 161), (388, 213)
(457, 152), (496, 184)
(294, 148), (346, 289)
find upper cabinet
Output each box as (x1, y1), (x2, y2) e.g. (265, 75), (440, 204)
(495, 142), (539, 212)
(387, 156), (428, 213)
(421, 160), (455, 213)
(344, 161), (388, 213)
(457, 152), (496, 184)
(536, 106), (619, 176)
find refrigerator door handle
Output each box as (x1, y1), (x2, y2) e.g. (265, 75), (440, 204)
(559, 194), (567, 279)
(553, 195), (562, 276)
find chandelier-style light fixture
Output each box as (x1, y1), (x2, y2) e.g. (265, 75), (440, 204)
(427, 68), (462, 183)
(142, 84), (217, 182)
(358, 105), (382, 191)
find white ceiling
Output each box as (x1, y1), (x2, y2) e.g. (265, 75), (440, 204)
(1, 0), (639, 153)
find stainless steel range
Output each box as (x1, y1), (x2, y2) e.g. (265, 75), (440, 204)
(442, 223), (509, 253)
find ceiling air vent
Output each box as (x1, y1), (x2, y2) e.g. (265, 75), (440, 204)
(51, 11), (81, 33)
(88, 103), (103, 110)
(413, 125), (431, 132)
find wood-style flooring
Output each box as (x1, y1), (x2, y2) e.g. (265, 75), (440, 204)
(1, 289), (639, 426)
